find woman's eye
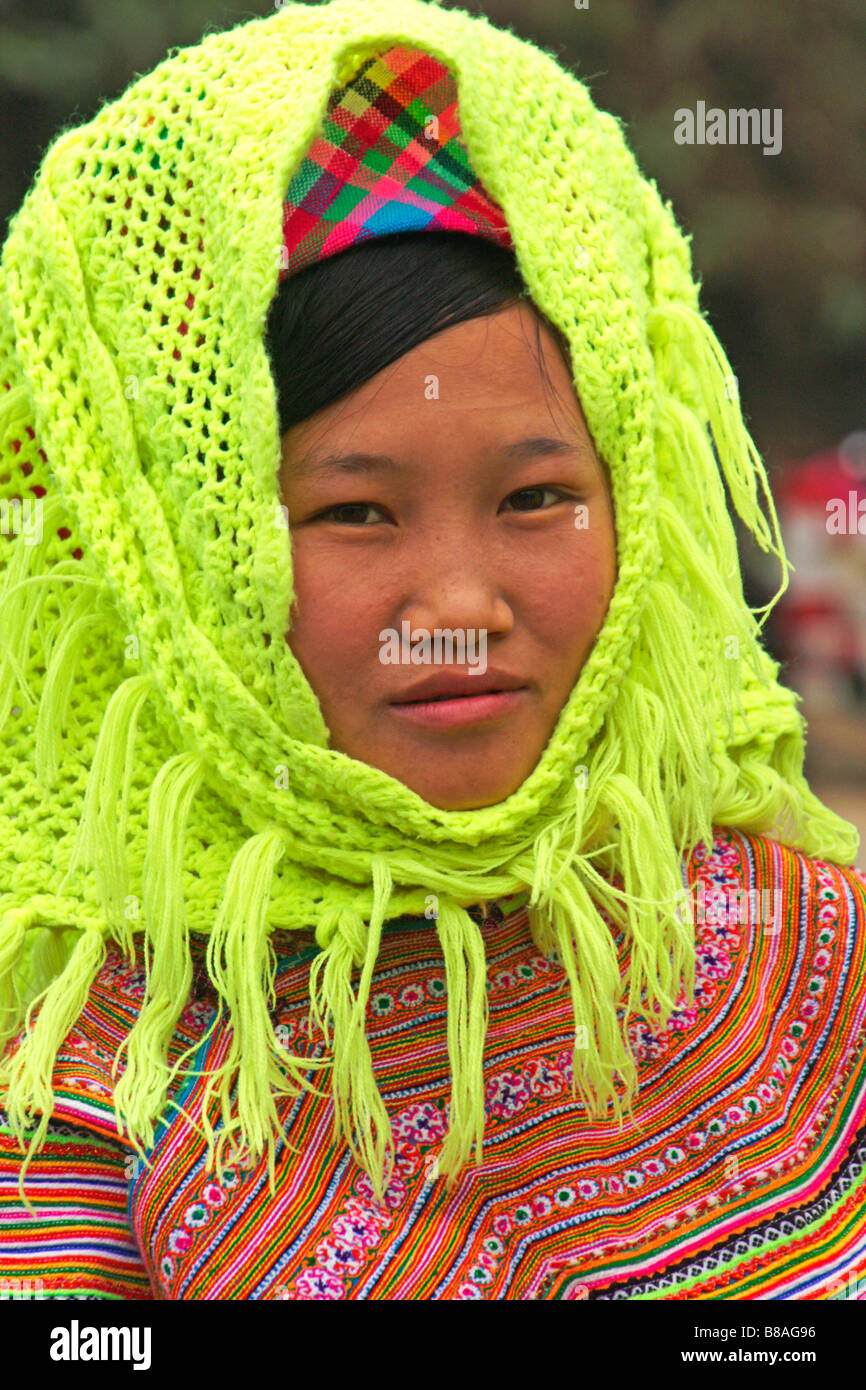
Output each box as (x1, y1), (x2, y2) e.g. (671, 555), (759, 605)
(502, 487), (567, 513)
(311, 490), (573, 523)
(317, 502), (385, 525)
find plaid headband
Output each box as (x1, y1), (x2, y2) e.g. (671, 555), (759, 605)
(279, 44), (514, 280)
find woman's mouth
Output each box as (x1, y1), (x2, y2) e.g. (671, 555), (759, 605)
(390, 689), (527, 729)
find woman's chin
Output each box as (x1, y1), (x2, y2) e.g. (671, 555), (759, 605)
(400, 771), (527, 812)
(332, 731), (541, 810)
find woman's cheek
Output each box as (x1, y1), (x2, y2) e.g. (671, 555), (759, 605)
(291, 544), (389, 681)
(522, 530), (613, 647)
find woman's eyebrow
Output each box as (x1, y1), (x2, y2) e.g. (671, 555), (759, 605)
(294, 436), (586, 477)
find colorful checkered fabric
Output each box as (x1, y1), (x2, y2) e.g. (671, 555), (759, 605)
(279, 45), (513, 280)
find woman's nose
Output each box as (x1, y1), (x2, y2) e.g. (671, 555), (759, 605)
(399, 553), (514, 642)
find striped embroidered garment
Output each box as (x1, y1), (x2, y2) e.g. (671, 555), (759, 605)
(2, 826), (865, 1300)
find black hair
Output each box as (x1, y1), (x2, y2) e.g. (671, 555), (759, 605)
(265, 229), (574, 435)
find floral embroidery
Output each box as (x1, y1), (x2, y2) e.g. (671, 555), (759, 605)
(167, 1228), (192, 1256)
(525, 1058), (564, 1097)
(183, 1202), (210, 1229)
(369, 992), (394, 1017)
(293, 1267), (346, 1299)
(486, 1070), (530, 1118)
(332, 1209), (383, 1250)
(398, 984), (425, 1007)
(392, 1102), (448, 1145)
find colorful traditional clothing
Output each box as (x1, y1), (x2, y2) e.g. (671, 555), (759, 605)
(3, 828), (865, 1299)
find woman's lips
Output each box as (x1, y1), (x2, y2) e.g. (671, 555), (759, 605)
(388, 688), (527, 729)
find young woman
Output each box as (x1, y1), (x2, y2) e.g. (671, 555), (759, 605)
(1, 2), (864, 1301)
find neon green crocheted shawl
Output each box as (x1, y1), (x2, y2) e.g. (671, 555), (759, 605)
(0, 0), (858, 1209)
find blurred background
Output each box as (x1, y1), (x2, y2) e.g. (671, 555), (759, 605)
(1, 0), (864, 863)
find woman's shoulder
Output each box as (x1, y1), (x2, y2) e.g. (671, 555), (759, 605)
(686, 824), (866, 1056)
(1, 939), (218, 1147)
(690, 824), (866, 927)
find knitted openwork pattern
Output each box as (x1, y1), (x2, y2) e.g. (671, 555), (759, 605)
(0, 0), (857, 1210)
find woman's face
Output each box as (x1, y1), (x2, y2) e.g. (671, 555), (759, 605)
(279, 301), (617, 810)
